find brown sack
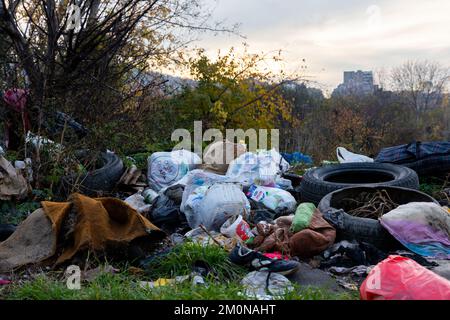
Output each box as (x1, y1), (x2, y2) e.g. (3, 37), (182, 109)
(200, 140), (246, 175)
(254, 226), (291, 254)
(289, 209), (336, 258)
(0, 193), (165, 272)
(0, 209), (55, 273)
(42, 193), (164, 264)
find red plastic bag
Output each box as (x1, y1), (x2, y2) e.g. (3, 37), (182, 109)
(360, 255), (450, 300)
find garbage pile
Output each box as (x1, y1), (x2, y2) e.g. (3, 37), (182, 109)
(1, 140), (450, 300)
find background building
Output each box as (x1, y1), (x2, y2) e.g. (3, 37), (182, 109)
(333, 70), (377, 96)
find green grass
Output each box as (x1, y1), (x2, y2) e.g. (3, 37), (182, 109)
(2, 271), (358, 300)
(142, 242), (247, 281)
(0, 243), (359, 300)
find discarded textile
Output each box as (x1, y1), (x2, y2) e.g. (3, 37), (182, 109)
(360, 255), (450, 300)
(289, 209), (336, 258)
(380, 202), (450, 259)
(200, 140), (246, 175)
(43, 193), (165, 264)
(0, 194), (164, 272)
(251, 209), (335, 258)
(0, 156), (28, 200)
(240, 271), (293, 300)
(375, 141), (450, 175)
(291, 202), (316, 233)
(0, 209), (55, 273)
(321, 240), (387, 268)
(328, 265), (370, 277)
(147, 150), (201, 191)
(392, 250), (438, 267)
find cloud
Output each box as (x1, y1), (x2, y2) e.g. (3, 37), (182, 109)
(192, 0), (450, 90)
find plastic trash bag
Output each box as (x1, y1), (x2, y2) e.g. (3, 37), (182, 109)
(246, 184), (297, 215)
(124, 193), (152, 215)
(240, 271), (293, 300)
(275, 177), (293, 191)
(360, 255), (450, 300)
(180, 169), (229, 212)
(147, 150), (201, 191)
(150, 193), (185, 228)
(226, 149), (290, 187)
(291, 202), (316, 233)
(336, 147), (374, 163)
(193, 183), (251, 231)
(281, 152), (313, 165)
(183, 185), (209, 228)
(380, 202), (450, 259)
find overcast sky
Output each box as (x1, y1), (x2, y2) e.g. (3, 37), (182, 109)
(194, 0), (450, 94)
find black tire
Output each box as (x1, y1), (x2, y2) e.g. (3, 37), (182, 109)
(62, 151), (124, 196)
(318, 186), (439, 249)
(298, 163), (419, 205)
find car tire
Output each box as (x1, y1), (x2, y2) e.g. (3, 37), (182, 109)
(297, 163), (419, 205)
(318, 186), (438, 249)
(62, 151), (124, 196)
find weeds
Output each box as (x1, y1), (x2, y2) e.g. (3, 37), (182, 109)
(142, 242), (247, 282)
(3, 269), (357, 300)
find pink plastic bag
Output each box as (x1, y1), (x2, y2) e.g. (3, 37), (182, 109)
(360, 255), (450, 300)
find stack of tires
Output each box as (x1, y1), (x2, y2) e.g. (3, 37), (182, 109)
(296, 163), (435, 249)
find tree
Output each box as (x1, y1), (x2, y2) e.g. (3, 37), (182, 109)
(390, 60), (450, 122)
(173, 48), (299, 135)
(0, 0), (234, 137)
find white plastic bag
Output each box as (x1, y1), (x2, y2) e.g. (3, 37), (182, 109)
(147, 150), (201, 191)
(240, 271), (293, 300)
(186, 183), (250, 231)
(179, 169), (229, 212)
(246, 184), (297, 214)
(124, 192), (152, 215)
(226, 149), (290, 187)
(336, 147), (373, 163)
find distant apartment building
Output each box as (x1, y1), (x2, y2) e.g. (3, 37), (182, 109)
(333, 70), (378, 97)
